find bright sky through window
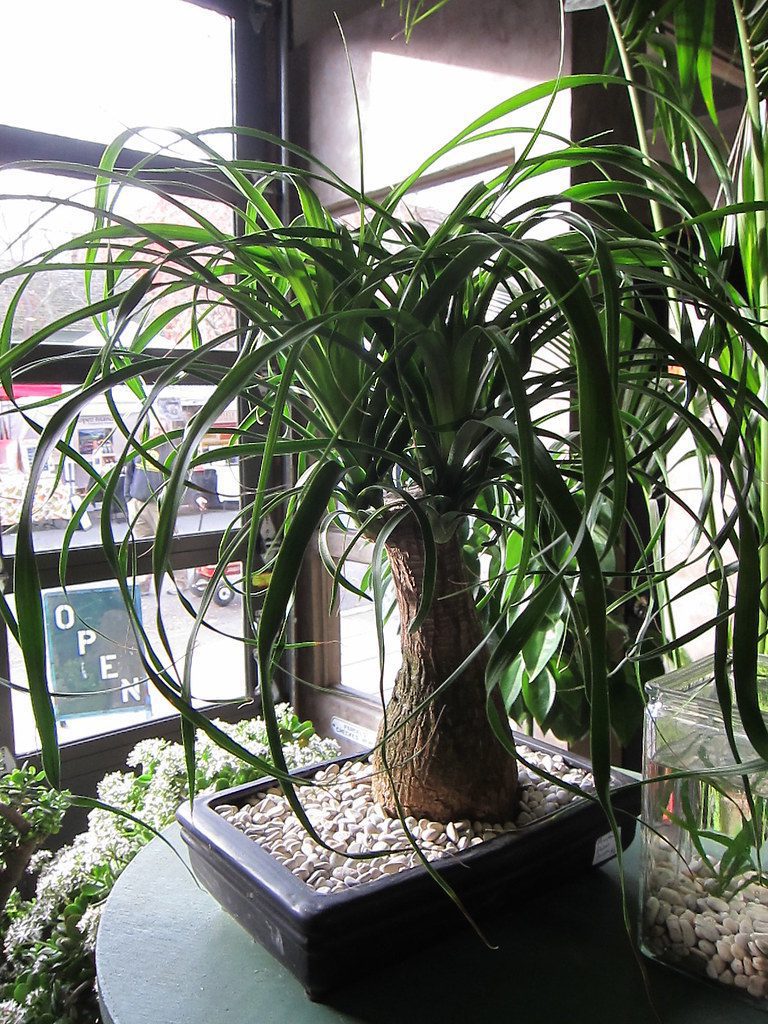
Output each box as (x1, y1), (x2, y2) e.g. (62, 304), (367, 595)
(0, 0), (234, 159)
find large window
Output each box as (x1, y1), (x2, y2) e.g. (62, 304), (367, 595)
(0, 0), (283, 785)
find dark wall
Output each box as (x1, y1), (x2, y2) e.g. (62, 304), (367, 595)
(289, 0), (573, 205)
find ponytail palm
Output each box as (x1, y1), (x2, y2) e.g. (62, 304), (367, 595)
(0, 87), (754, 824)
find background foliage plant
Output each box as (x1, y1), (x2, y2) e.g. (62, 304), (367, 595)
(466, 501), (644, 744)
(587, 0), (768, 878)
(0, 708), (337, 1024)
(0, 766), (69, 922)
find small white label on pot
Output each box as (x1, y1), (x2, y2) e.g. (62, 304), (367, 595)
(331, 716), (377, 749)
(593, 832), (617, 865)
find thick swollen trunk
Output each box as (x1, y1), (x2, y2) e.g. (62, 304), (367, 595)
(371, 519), (518, 822)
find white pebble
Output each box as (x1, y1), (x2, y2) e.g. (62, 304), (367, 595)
(680, 919), (696, 948)
(694, 917), (720, 944)
(748, 977), (767, 998)
(716, 939), (732, 960)
(216, 751), (599, 894)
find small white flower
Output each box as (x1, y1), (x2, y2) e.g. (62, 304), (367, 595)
(77, 903), (103, 953)
(27, 849), (53, 872)
(0, 999), (25, 1024)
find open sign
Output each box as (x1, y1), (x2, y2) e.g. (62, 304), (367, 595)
(42, 585), (150, 721)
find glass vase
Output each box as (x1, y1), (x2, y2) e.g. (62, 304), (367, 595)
(640, 656), (768, 1007)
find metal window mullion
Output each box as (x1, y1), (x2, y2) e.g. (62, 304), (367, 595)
(230, 1), (284, 702)
(10, 344), (238, 387)
(6, 535), (232, 592)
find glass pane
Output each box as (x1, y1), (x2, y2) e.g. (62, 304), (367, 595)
(0, 169), (238, 350)
(662, 314), (728, 662)
(339, 558), (399, 702)
(8, 571), (247, 754)
(0, 0), (233, 159)
(0, 383), (241, 554)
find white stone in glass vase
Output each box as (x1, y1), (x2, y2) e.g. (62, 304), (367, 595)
(639, 657), (768, 1007)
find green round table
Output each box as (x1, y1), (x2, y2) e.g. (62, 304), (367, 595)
(96, 826), (766, 1024)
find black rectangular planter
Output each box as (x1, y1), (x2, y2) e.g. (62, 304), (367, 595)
(177, 735), (638, 999)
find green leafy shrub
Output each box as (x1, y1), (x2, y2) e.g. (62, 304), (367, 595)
(0, 707), (339, 1024)
(0, 767), (70, 883)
